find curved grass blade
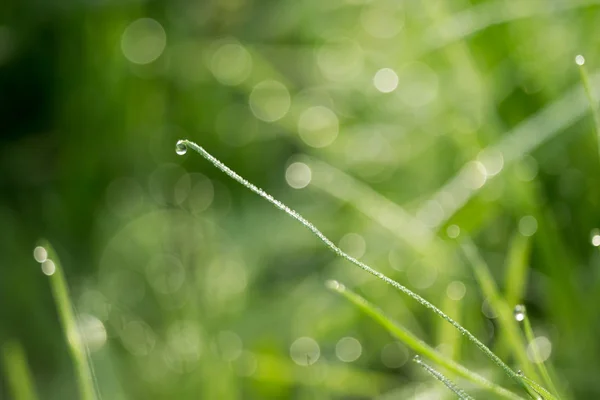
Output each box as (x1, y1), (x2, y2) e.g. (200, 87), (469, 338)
(325, 280), (524, 400)
(37, 240), (97, 400)
(179, 139), (529, 392)
(413, 356), (474, 400)
(1, 340), (39, 400)
(576, 55), (600, 158)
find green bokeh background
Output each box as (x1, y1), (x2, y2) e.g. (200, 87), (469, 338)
(2, 0), (600, 398)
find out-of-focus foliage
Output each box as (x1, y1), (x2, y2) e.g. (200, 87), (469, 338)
(2, 0), (600, 398)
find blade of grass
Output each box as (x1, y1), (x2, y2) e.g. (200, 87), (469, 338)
(413, 356), (475, 400)
(459, 239), (539, 383)
(496, 232), (531, 361)
(308, 158), (436, 252)
(436, 286), (463, 362)
(517, 305), (561, 398)
(503, 233), (531, 309)
(576, 55), (600, 158)
(37, 240), (97, 400)
(325, 280), (525, 400)
(180, 139), (529, 393)
(422, 0), (600, 55)
(518, 373), (558, 400)
(419, 70), (600, 230)
(1, 340), (39, 400)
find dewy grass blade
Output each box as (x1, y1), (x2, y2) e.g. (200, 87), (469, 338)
(37, 240), (97, 400)
(576, 55), (600, 159)
(1, 340), (39, 400)
(460, 239), (539, 382)
(518, 305), (561, 398)
(518, 373), (558, 400)
(325, 280), (524, 400)
(413, 355), (475, 400)
(179, 139), (530, 394)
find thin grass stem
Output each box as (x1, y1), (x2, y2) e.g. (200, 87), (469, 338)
(518, 373), (558, 400)
(460, 239), (539, 382)
(1, 340), (39, 400)
(504, 234), (531, 310)
(519, 305), (561, 398)
(413, 356), (474, 400)
(38, 240), (96, 400)
(180, 139), (530, 393)
(576, 54), (600, 159)
(326, 280), (525, 400)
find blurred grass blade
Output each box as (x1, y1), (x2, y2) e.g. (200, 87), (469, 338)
(503, 233), (531, 308)
(181, 139), (527, 389)
(460, 239), (538, 383)
(413, 356), (474, 400)
(325, 280), (525, 400)
(1, 340), (39, 400)
(422, 0), (600, 54)
(38, 240), (97, 400)
(576, 55), (600, 158)
(420, 70), (600, 230)
(518, 305), (561, 398)
(437, 290), (463, 362)
(308, 158), (435, 252)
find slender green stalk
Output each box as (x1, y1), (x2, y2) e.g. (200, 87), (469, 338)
(37, 240), (96, 400)
(1, 340), (39, 400)
(413, 356), (474, 400)
(576, 54), (600, 158)
(179, 139), (528, 392)
(504, 233), (531, 310)
(460, 239), (539, 382)
(519, 305), (560, 398)
(518, 373), (558, 400)
(325, 280), (524, 400)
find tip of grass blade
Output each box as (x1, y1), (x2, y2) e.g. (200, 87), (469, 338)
(325, 280), (345, 292)
(35, 239), (97, 400)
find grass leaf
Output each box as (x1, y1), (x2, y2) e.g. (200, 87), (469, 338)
(414, 355), (475, 400)
(37, 240), (97, 400)
(325, 280), (524, 400)
(1, 340), (38, 400)
(181, 139), (529, 392)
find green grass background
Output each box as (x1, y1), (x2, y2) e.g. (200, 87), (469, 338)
(2, 0), (600, 398)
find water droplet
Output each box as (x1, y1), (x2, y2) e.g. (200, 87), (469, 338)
(41, 259), (56, 276)
(514, 304), (526, 322)
(175, 140), (187, 155)
(591, 229), (600, 246)
(517, 369), (524, 376)
(33, 246), (48, 263)
(446, 224), (460, 239)
(335, 337), (362, 362)
(518, 215), (538, 237)
(413, 355), (421, 363)
(575, 55), (585, 66)
(325, 280), (344, 292)
(290, 337), (320, 366)
(381, 342), (408, 368)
